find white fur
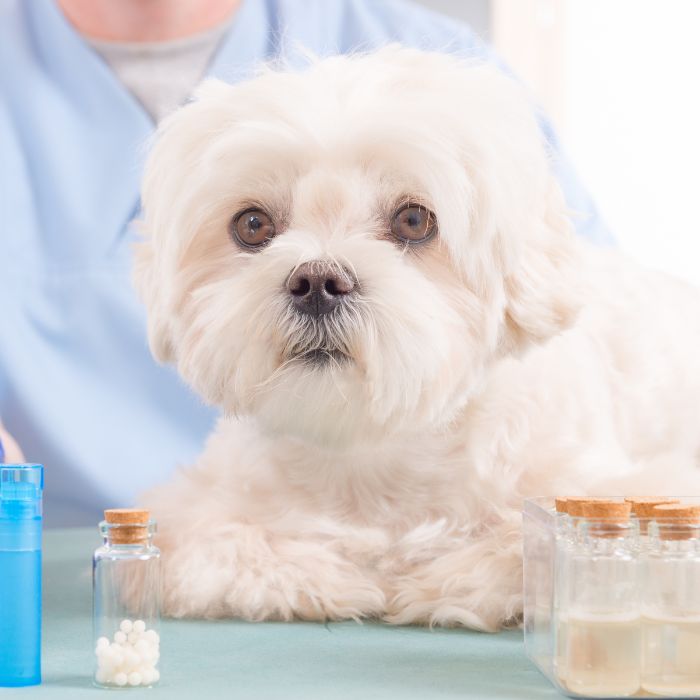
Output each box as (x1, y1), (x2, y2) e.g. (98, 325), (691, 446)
(134, 47), (700, 631)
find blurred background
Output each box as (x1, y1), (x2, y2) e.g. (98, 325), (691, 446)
(417, 0), (700, 285)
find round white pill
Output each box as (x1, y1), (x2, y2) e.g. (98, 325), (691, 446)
(114, 673), (128, 687)
(114, 631), (127, 645)
(144, 629), (159, 644)
(134, 639), (150, 657)
(95, 669), (111, 684)
(97, 653), (115, 670)
(126, 649), (140, 669)
(96, 636), (110, 650)
(140, 668), (154, 685)
(128, 672), (142, 686)
(133, 619), (146, 634)
(119, 619), (133, 634)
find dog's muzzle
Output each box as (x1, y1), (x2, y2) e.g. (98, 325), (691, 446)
(286, 260), (355, 317)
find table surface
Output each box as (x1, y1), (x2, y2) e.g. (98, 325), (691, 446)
(6, 528), (561, 699)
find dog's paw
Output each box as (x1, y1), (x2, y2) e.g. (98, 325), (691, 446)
(384, 525), (523, 631)
(157, 525), (386, 621)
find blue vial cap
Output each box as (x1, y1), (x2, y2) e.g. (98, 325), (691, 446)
(0, 465), (43, 521)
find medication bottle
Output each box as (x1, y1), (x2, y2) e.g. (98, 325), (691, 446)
(641, 503), (700, 697)
(0, 464), (43, 687)
(552, 497), (572, 683)
(93, 509), (161, 688)
(564, 500), (640, 697)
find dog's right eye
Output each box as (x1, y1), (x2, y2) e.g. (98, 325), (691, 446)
(230, 209), (276, 249)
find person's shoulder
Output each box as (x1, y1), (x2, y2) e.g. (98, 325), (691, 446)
(272, 0), (484, 56)
(349, 0), (480, 46)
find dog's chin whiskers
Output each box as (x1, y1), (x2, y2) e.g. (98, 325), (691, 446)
(295, 348), (351, 367)
(277, 305), (358, 366)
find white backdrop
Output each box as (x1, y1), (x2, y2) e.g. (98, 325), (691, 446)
(562, 0), (700, 285)
(422, 0), (700, 285)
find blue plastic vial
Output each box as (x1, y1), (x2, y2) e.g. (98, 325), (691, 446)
(0, 464), (43, 687)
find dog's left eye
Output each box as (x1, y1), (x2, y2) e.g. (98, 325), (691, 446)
(391, 205), (437, 243)
(230, 209), (276, 249)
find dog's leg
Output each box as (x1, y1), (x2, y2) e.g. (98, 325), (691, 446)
(147, 485), (387, 621)
(383, 514), (523, 632)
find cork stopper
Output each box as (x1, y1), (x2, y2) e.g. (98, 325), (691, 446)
(625, 497), (680, 533)
(554, 497), (569, 513)
(557, 498), (630, 537)
(625, 497), (680, 516)
(104, 508), (150, 544)
(562, 497), (625, 517)
(651, 503), (700, 540)
(578, 500), (631, 520)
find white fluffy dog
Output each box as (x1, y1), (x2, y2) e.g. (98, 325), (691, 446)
(134, 47), (700, 631)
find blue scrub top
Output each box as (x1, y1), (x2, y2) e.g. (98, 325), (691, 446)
(0, 0), (612, 526)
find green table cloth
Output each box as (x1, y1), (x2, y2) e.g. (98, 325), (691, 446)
(13, 528), (560, 698)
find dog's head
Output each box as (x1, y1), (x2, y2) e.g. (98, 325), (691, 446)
(135, 47), (582, 446)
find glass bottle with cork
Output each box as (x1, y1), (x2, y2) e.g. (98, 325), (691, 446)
(641, 503), (700, 697)
(93, 508), (161, 688)
(564, 499), (640, 697)
(552, 496), (574, 684)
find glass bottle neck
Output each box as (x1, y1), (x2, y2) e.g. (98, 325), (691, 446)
(99, 519), (156, 547)
(103, 534), (154, 547)
(573, 519), (636, 548)
(648, 521), (700, 552)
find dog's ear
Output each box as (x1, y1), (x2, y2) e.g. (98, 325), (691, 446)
(424, 61), (586, 356)
(132, 234), (176, 363)
(133, 79), (235, 364)
(500, 180), (584, 353)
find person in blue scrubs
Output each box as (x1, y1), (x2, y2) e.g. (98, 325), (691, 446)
(0, 0), (612, 526)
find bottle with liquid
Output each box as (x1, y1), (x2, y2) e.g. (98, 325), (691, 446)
(0, 464), (43, 687)
(641, 504), (700, 697)
(564, 500), (640, 697)
(553, 497), (573, 683)
(93, 509), (161, 688)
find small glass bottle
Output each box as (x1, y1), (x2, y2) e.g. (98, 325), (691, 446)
(641, 504), (700, 697)
(553, 497), (573, 683)
(564, 500), (640, 697)
(93, 509), (161, 688)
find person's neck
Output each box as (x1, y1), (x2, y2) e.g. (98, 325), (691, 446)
(57, 0), (241, 42)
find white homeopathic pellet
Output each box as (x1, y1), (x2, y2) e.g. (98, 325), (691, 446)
(94, 619), (160, 688)
(128, 672), (142, 686)
(113, 672), (128, 687)
(133, 619), (146, 634)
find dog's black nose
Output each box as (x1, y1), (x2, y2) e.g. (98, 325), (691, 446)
(287, 261), (355, 316)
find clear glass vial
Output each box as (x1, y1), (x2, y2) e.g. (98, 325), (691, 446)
(641, 504), (700, 697)
(564, 500), (640, 698)
(552, 497), (573, 683)
(93, 509), (161, 688)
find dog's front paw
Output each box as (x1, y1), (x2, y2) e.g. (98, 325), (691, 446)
(384, 525), (523, 631)
(158, 526), (386, 621)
